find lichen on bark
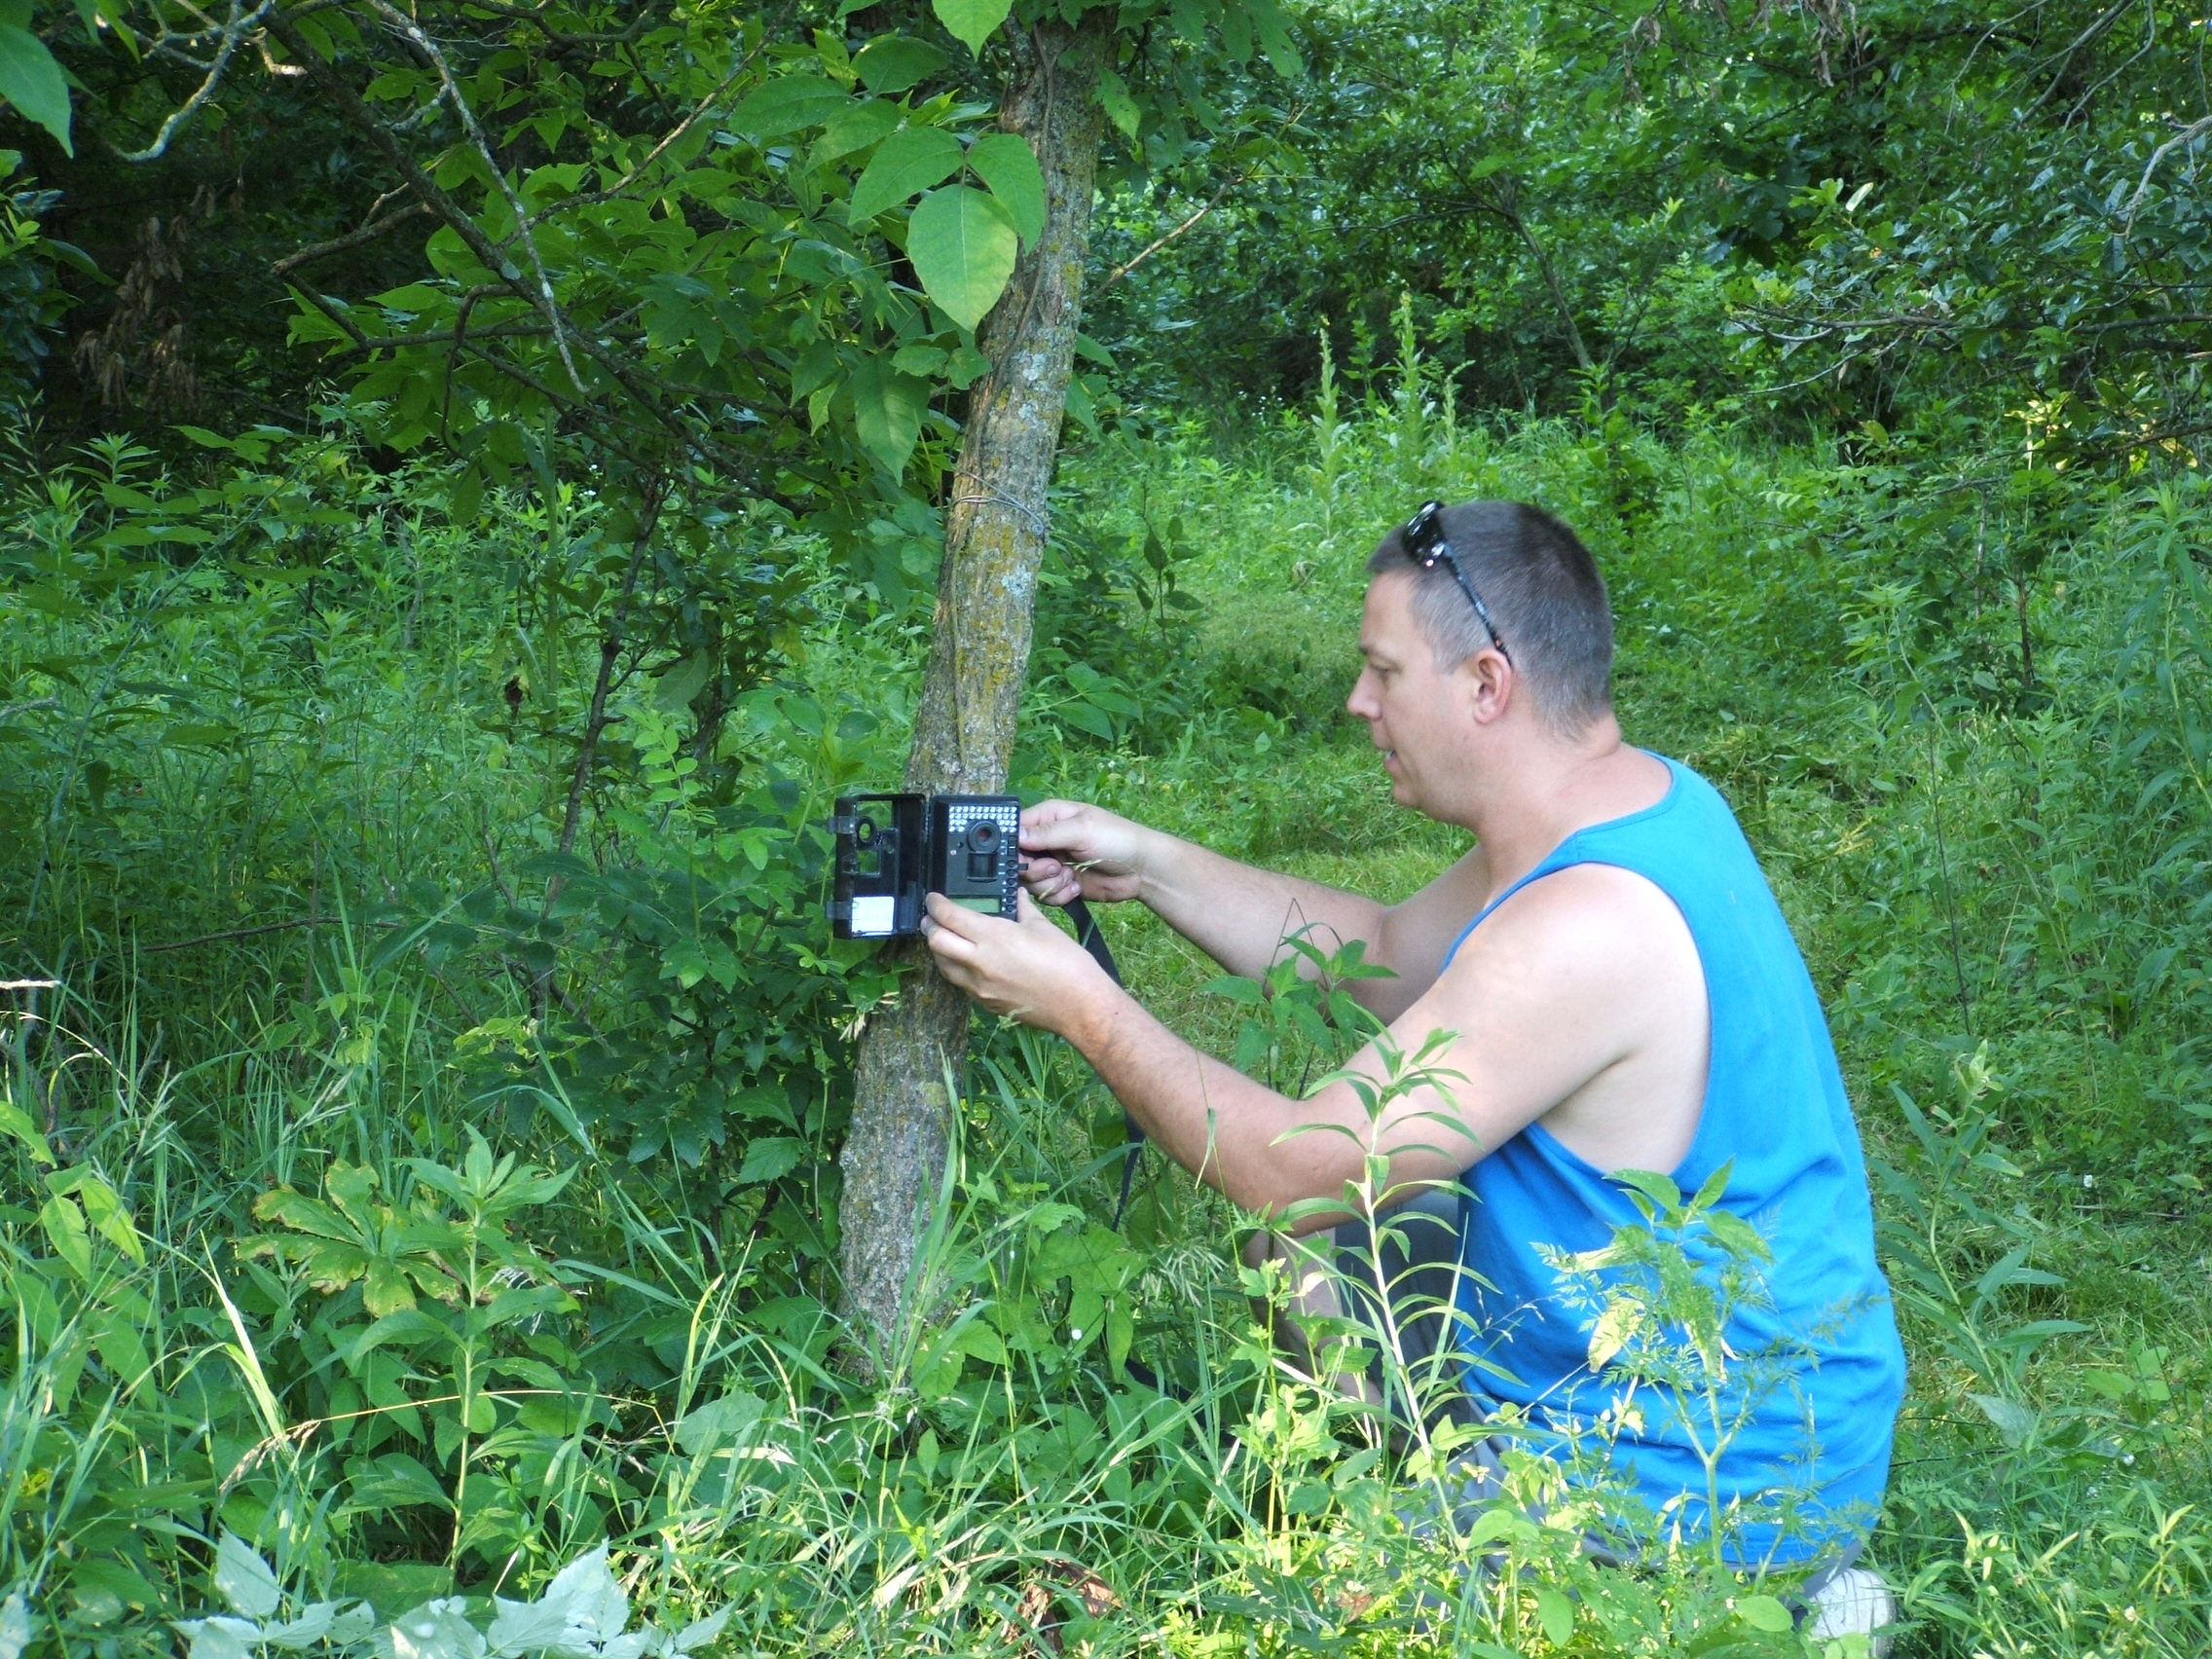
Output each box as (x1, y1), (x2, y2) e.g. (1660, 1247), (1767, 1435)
(837, 13), (1113, 1361)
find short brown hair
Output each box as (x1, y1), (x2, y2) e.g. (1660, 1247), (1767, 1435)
(1367, 500), (1613, 731)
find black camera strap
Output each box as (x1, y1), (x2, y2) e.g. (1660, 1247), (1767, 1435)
(1063, 897), (1145, 1232)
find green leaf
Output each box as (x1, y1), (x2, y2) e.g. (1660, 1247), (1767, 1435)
(815, 98), (902, 166)
(968, 132), (1045, 246)
(853, 35), (947, 94)
(947, 1316), (1009, 1365)
(673, 1390), (766, 1455)
(1586, 1299), (1644, 1369)
(1201, 975), (1267, 1006)
(907, 185), (1017, 331)
(932, 0), (1013, 55)
(849, 356), (929, 476)
(447, 465), (483, 524)
(39, 1195), (91, 1279)
(0, 1096), (54, 1165)
(848, 125), (963, 223)
(73, 1175), (143, 1263)
(344, 1454), (452, 1514)
(0, 24), (71, 155)
(1057, 699), (1115, 738)
(1097, 67), (1138, 138)
(1244, 0), (1306, 78)
(213, 1533), (281, 1620)
(1534, 1585), (1574, 1647)
(1969, 1392), (2039, 1447)
(735, 1135), (804, 1186)
(728, 73), (848, 142)
(1735, 1594), (1791, 1634)
(1611, 1167), (1680, 1213)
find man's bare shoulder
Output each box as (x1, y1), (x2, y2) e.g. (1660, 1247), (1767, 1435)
(1429, 861), (1703, 1029)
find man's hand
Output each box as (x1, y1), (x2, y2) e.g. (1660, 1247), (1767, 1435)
(924, 890), (1121, 1032)
(1018, 799), (1152, 906)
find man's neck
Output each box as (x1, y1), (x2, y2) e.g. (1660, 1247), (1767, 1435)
(1456, 716), (1673, 900)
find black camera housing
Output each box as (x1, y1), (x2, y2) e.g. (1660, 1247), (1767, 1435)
(830, 793), (1021, 939)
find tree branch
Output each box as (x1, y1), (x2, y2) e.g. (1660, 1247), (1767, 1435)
(114, 0), (277, 164)
(271, 202), (435, 277)
(2126, 114), (2212, 227)
(362, 0), (588, 393)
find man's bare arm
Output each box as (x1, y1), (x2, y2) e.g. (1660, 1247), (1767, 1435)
(1020, 799), (1494, 1017)
(922, 865), (1702, 1221)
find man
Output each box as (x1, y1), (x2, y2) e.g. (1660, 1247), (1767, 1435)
(922, 499), (1905, 1635)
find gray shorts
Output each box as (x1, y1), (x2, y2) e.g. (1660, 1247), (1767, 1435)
(1328, 1187), (1493, 1438)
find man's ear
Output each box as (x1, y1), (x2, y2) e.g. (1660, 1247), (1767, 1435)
(1464, 647), (1515, 725)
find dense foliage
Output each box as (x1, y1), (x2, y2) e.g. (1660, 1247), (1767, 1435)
(1, 1), (2209, 1657)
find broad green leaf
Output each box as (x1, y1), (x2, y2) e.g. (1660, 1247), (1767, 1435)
(728, 73), (848, 142)
(92, 1309), (152, 1387)
(361, 1258), (416, 1317)
(932, 0), (1013, 55)
(673, 1389), (766, 1455)
(907, 185), (1017, 331)
(1201, 974), (1267, 1006)
(815, 97), (901, 166)
(0, 1594), (29, 1659)
(0, 24), (70, 154)
(1534, 1585), (1574, 1647)
(344, 1454), (452, 1513)
(853, 35), (947, 94)
(1097, 66), (1138, 138)
(847, 125), (963, 223)
(38, 1194), (91, 1278)
(73, 1174), (144, 1263)
(1610, 1167), (1680, 1212)
(1245, 0), (1306, 77)
(214, 1533), (281, 1620)
(735, 1133), (805, 1185)
(947, 1316), (1009, 1365)
(968, 131), (1046, 246)
(0, 1096), (53, 1164)
(448, 464), (484, 524)
(1968, 1392), (2039, 1447)
(1735, 1594), (1792, 1634)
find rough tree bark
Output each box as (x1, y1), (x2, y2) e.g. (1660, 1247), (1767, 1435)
(837, 13), (1112, 1355)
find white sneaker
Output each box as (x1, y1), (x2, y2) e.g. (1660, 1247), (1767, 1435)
(1807, 1566), (1898, 1654)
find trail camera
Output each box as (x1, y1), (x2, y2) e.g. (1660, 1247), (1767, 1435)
(830, 793), (1021, 939)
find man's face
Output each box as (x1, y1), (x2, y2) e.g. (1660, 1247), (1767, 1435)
(1346, 571), (1470, 815)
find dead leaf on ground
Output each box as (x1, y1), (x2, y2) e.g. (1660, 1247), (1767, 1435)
(1004, 1559), (1121, 1656)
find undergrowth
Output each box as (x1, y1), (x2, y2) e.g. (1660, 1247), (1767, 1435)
(3, 371), (2210, 1657)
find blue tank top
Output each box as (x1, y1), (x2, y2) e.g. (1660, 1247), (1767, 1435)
(1445, 756), (1904, 1568)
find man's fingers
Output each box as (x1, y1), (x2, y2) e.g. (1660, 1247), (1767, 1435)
(926, 927), (979, 967)
(1018, 799), (1087, 852)
(1020, 855), (1077, 904)
(923, 891), (984, 937)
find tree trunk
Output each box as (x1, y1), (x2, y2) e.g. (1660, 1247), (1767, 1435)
(837, 15), (1111, 1358)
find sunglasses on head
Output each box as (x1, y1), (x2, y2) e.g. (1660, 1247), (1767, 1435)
(1399, 499), (1509, 660)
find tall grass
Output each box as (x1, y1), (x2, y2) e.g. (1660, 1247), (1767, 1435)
(3, 382), (2210, 1656)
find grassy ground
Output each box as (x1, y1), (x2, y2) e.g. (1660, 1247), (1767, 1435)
(3, 394), (2210, 1657)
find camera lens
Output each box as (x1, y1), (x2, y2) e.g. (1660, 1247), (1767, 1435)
(967, 820), (998, 852)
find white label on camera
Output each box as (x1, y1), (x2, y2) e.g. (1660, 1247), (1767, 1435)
(851, 896), (896, 936)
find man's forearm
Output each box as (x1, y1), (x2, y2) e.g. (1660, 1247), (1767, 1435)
(1134, 827), (1387, 980)
(1060, 979), (1335, 1219)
